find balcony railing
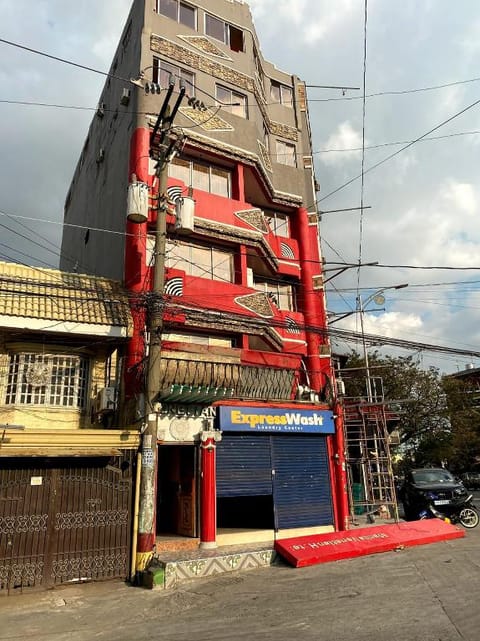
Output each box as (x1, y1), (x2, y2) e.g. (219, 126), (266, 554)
(155, 353), (298, 403)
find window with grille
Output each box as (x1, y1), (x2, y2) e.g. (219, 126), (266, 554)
(5, 353), (89, 408)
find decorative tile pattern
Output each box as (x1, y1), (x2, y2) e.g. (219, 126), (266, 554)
(285, 317), (301, 334)
(151, 36), (254, 94)
(164, 277), (184, 297)
(178, 35), (232, 60)
(161, 548), (277, 589)
(257, 140), (272, 173)
(280, 242), (295, 259)
(234, 208), (269, 233)
(235, 292), (274, 318)
(180, 106), (234, 132)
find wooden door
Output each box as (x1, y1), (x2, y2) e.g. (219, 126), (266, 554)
(175, 447), (197, 537)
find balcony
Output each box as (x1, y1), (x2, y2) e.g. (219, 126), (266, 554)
(155, 351), (299, 403)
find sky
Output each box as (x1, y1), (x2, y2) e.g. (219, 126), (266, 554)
(2, 0), (480, 374)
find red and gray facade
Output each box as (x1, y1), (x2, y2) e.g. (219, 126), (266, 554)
(61, 0), (349, 557)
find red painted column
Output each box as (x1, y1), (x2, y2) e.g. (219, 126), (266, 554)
(296, 206), (350, 530)
(333, 401), (350, 530)
(200, 430), (220, 548)
(295, 206), (329, 392)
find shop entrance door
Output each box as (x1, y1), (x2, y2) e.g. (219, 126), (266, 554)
(157, 446), (197, 537)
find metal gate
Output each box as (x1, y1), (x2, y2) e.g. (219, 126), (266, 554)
(0, 453), (134, 595)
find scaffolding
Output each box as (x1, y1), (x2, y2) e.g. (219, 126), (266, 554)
(342, 384), (399, 523)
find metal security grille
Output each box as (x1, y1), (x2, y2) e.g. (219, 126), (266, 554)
(271, 435), (333, 530)
(216, 434), (272, 496)
(216, 434), (334, 530)
(5, 353), (88, 408)
(0, 454), (134, 595)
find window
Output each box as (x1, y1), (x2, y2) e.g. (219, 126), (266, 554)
(205, 13), (244, 52)
(276, 140), (296, 167)
(270, 80), (293, 107)
(5, 353), (88, 408)
(215, 84), (248, 119)
(253, 280), (296, 311)
(169, 157), (231, 198)
(153, 58), (195, 93)
(166, 241), (234, 282)
(157, 0), (196, 29)
(264, 210), (290, 238)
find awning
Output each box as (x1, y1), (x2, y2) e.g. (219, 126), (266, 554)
(0, 428), (140, 457)
(0, 448), (123, 457)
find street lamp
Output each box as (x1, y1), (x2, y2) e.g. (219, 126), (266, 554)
(357, 283), (408, 402)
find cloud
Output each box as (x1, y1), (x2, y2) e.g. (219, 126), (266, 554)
(358, 311), (423, 337)
(441, 180), (477, 216)
(320, 121), (366, 165)
(248, 0), (358, 45)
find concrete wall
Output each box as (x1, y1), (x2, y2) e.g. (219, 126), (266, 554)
(61, 0), (318, 281)
(60, 0), (146, 280)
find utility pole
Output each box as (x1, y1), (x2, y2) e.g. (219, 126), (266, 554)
(136, 78), (185, 572)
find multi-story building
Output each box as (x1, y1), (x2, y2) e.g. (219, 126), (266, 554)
(60, 0), (348, 566)
(0, 261), (139, 592)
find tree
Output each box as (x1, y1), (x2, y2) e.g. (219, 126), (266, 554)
(339, 351), (452, 469)
(442, 376), (480, 472)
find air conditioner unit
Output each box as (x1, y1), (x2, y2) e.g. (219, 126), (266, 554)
(95, 387), (117, 414)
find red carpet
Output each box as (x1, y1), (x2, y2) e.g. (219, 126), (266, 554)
(275, 520), (465, 568)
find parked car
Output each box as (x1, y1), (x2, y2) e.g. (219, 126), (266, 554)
(400, 468), (469, 521)
(460, 472), (480, 490)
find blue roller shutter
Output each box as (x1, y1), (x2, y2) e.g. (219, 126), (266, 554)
(216, 434), (272, 497)
(272, 435), (333, 529)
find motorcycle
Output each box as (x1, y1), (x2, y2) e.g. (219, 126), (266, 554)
(418, 491), (479, 528)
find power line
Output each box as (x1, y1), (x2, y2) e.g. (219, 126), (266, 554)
(316, 129), (480, 154)
(317, 95), (480, 203)
(306, 75), (480, 102)
(0, 37), (130, 82)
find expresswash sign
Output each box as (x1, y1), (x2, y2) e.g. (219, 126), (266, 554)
(218, 406), (335, 434)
